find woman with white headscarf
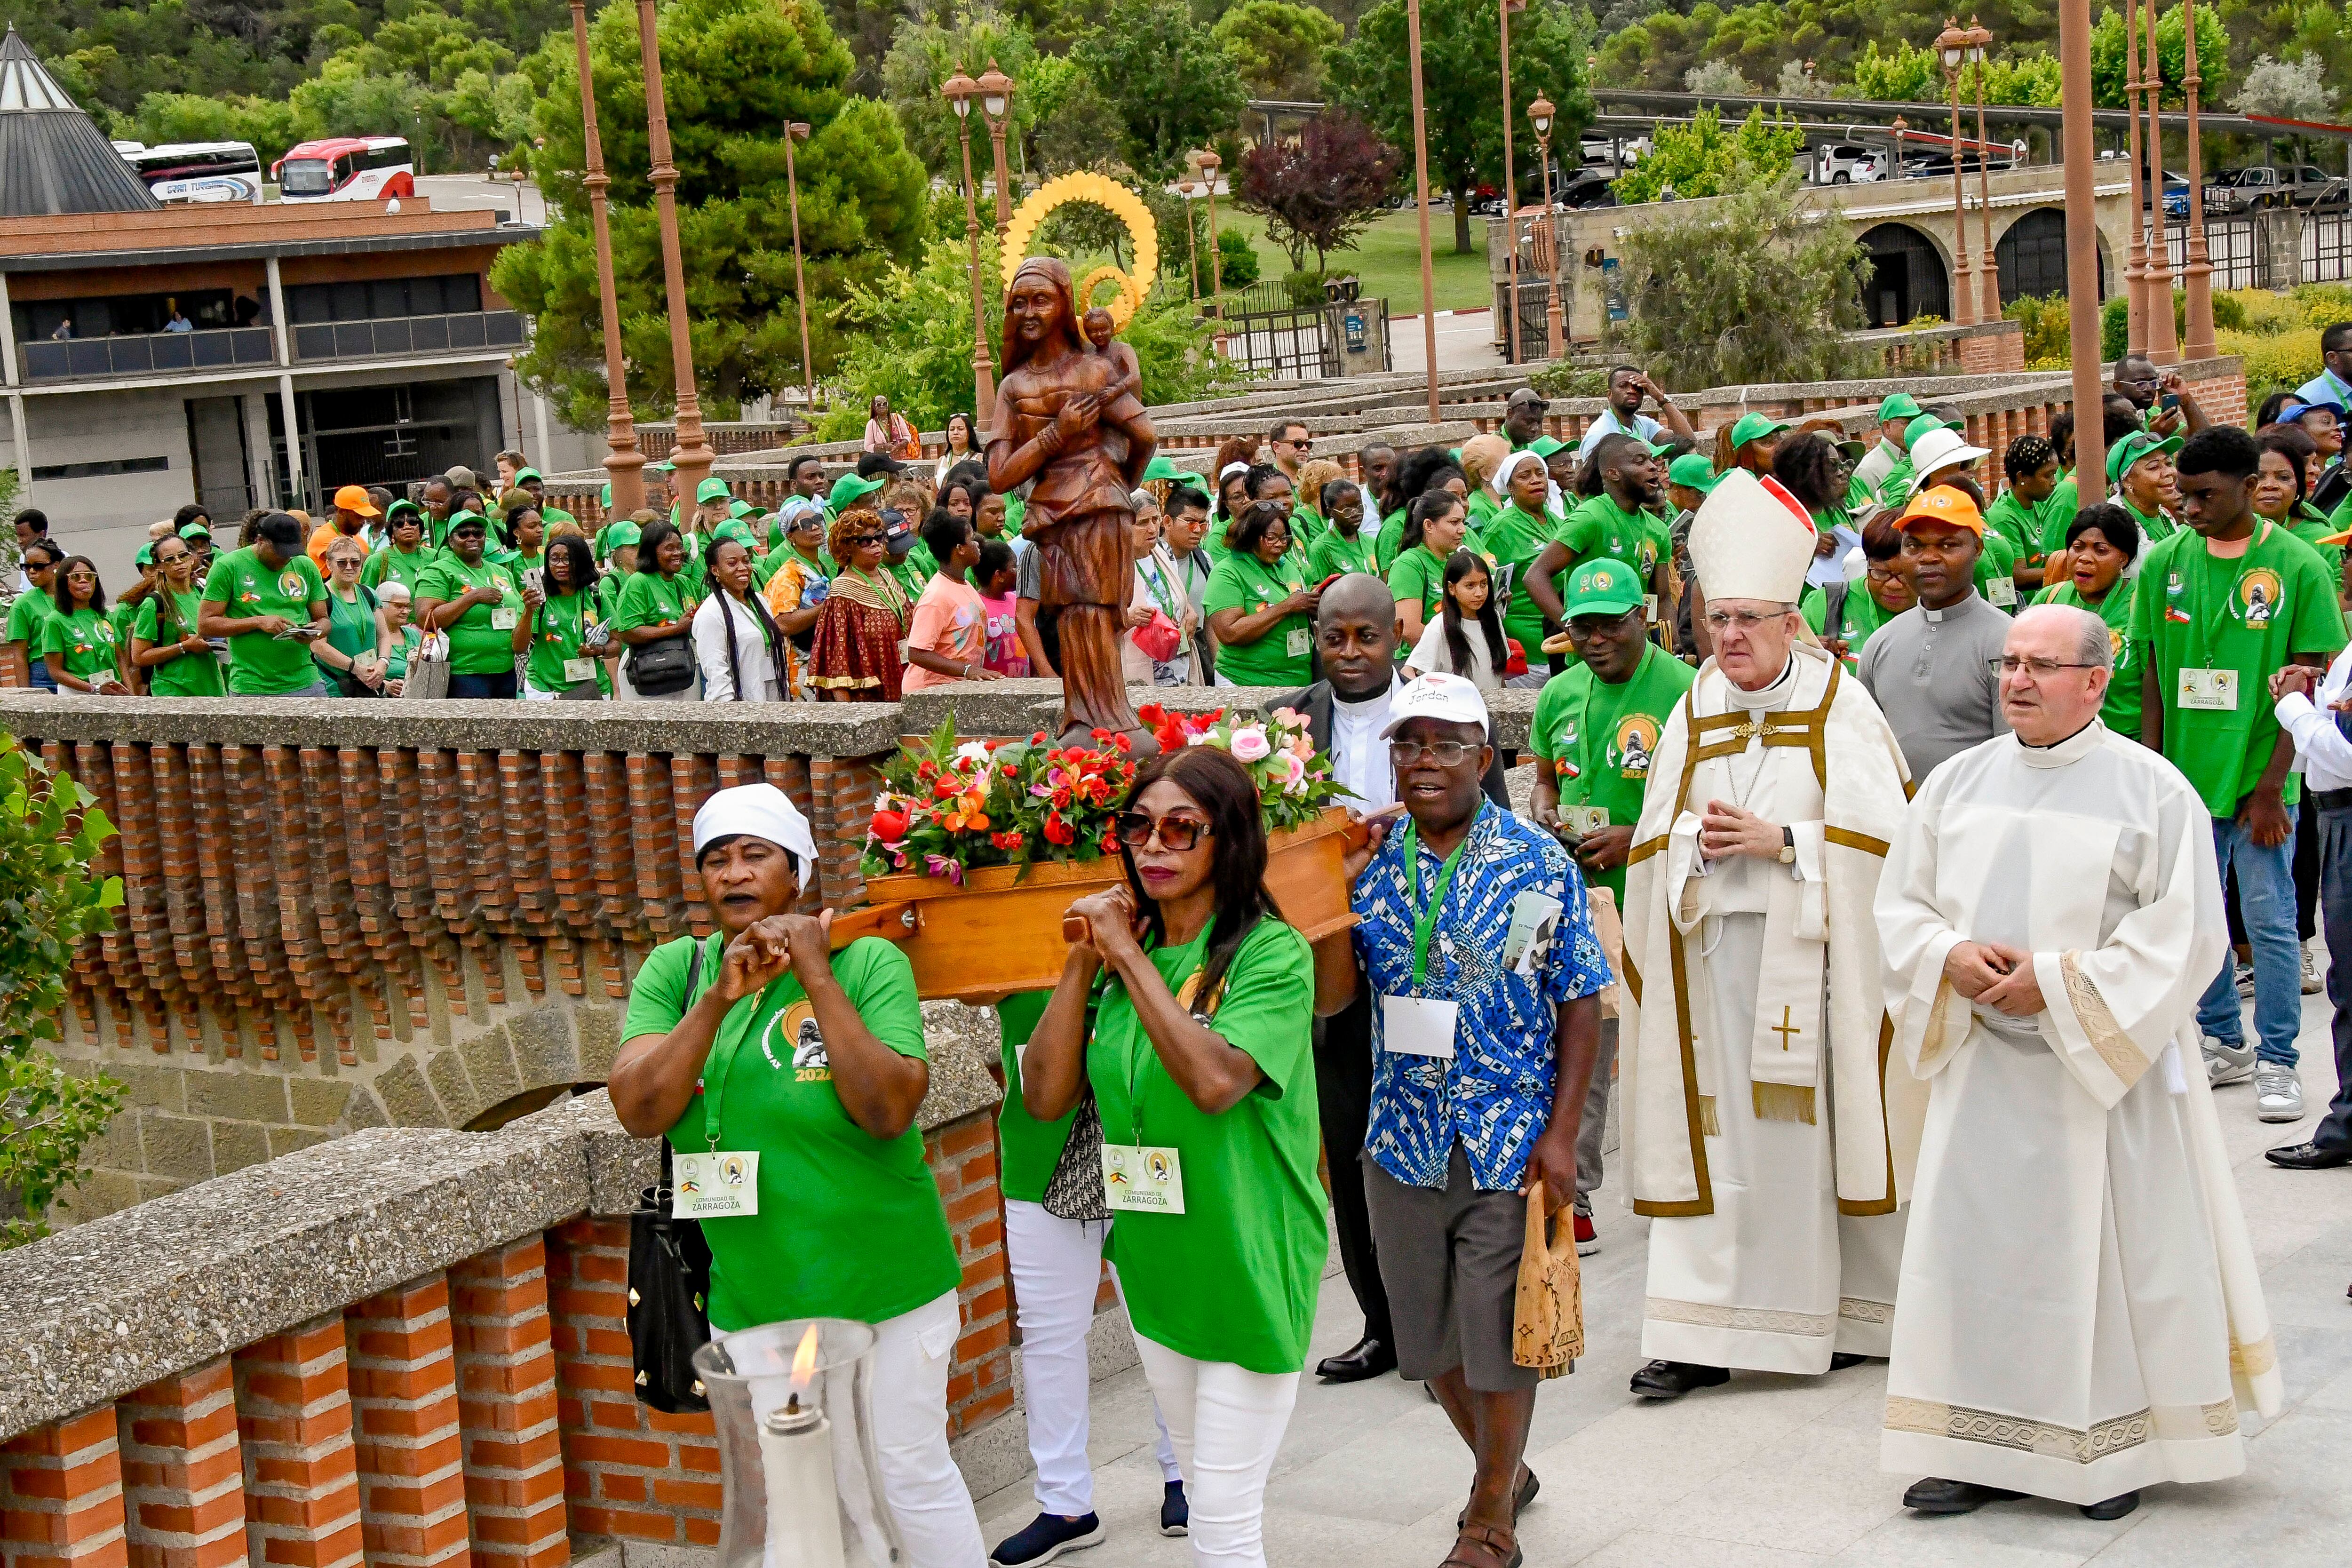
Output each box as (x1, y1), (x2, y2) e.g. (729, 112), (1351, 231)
(607, 785), (985, 1568)
(1482, 448), (1557, 686)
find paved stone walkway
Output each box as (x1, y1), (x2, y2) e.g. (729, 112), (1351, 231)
(975, 987), (2352, 1566)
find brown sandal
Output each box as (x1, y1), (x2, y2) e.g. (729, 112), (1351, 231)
(1441, 1521), (1522, 1568)
(1456, 1466), (1538, 1528)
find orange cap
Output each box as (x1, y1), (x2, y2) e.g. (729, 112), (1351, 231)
(1896, 485), (1983, 536)
(333, 484), (380, 517)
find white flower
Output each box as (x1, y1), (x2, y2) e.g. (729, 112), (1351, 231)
(1228, 724), (1272, 763)
(955, 741), (994, 765)
(1186, 729), (1214, 745)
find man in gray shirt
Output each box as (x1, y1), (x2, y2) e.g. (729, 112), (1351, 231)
(1858, 486), (2011, 781)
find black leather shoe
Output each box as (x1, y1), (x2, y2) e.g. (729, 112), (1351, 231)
(2265, 1140), (2352, 1170)
(1629, 1360), (1731, 1399)
(1829, 1353), (1870, 1370)
(2080, 1490), (2140, 1520)
(1315, 1336), (1397, 1382)
(1902, 1477), (2023, 1514)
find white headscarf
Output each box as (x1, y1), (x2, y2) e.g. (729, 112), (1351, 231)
(691, 783), (818, 873)
(1494, 448), (1552, 517)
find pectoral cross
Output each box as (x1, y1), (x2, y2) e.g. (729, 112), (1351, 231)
(1772, 1006), (1800, 1050)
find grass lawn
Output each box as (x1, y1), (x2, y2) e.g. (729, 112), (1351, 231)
(1216, 207), (1493, 315)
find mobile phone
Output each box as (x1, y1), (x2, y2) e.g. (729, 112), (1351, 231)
(2159, 391), (2180, 412)
(524, 565), (545, 598)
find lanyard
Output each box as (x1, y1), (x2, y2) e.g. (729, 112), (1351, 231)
(2185, 522), (2265, 669)
(849, 565), (909, 629)
(694, 934), (792, 1152)
(1137, 556), (1180, 621)
(1399, 818), (1471, 991)
(1124, 933), (1208, 1148)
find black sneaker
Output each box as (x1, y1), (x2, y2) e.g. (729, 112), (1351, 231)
(1160, 1480), (1189, 1537)
(989, 1512), (1104, 1566)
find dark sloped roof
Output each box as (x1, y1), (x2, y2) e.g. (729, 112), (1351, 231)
(0, 26), (161, 216)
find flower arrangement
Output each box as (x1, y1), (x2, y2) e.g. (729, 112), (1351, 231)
(860, 708), (1349, 882)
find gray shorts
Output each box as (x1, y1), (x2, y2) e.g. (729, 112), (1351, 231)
(1363, 1145), (1536, 1392)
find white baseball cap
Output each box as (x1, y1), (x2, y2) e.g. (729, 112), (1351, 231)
(1378, 671), (1492, 740)
(1908, 426), (1990, 479)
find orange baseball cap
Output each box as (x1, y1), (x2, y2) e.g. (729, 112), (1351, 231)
(1896, 486), (1984, 536)
(333, 484), (380, 517)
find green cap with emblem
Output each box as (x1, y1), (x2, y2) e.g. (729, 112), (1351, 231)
(1877, 392), (1924, 423)
(696, 476), (732, 503)
(828, 472), (885, 511)
(600, 519), (643, 550)
(2105, 429), (2182, 486)
(1562, 556), (1647, 619)
(1666, 453), (1721, 494)
(1727, 412), (1790, 450)
(1905, 411), (1964, 449)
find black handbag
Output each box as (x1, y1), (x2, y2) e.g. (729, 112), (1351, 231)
(625, 630), (696, 696)
(628, 945), (714, 1412)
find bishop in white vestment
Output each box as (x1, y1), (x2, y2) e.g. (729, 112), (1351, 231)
(1875, 605), (2282, 1519)
(1621, 471), (1926, 1397)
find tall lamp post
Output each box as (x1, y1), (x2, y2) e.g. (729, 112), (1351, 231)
(2141, 0), (2179, 365)
(1199, 148), (1225, 320)
(1407, 0), (1439, 421)
(1178, 179), (1201, 302)
(781, 120), (815, 415)
(1529, 94), (1564, 359)
(2058, 0), (2108, 490)
(1497, 0), (1521, 365)
(975, 61), (1015, 233)
(1935, 18), (1978, 325)
(634, 0), (716, 508)
(2178, 0), (2215, 358)
(1966, 18), (2000, 322)
(2121, 0), (2147, 356)
(569, 0), (644, 517)
(941, 70), (996, 423)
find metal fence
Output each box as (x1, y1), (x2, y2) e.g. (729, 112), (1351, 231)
(18, 326), (276, 383)
(2164, 216), (2266, 290)
(290, 310), (525, 363)
(2308, 207), (2352, 285)
(1214, 305), (1339, 378)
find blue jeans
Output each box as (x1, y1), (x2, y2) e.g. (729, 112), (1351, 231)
(2313, 806), (2352, 1149)
(447, 671), (517, 700)
(2198, 812), (2300, 1067)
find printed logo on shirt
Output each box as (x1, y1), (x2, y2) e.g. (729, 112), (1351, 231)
(1613, 714), (1661, 778)
(278, 571), (304, 598)
(2237, 568), (2283, 628)
(760, 1000), (831, 1082)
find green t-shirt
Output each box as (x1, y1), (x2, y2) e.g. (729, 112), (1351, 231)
(1481, 501), (1555, 654)
(1287, 505), (1326, 549)
(628, 933), (960, 1329)
(2119, 497), (2179, 551)
(1306, 527), (1380, 583)
(1808, 581), (1900, 661)
(6, 586), (56, 653)
(132, 590), (225, 697)
(2130, 520), (2347, 816)
(1982, 488), (2043, 571)
(526, 590), (611, 694)
(1204, 550), (1311, 686)
(2036, 473), (2083, 559)
(993, 992), (1075, 1204)
(2040, 578), (2142, 743)
(1974, 529), (2020, 613)
(1373, 508), (1408, 573)
(316, 584), (379, 684)
(1552, 492), (1663, 586)
(418, 555), (522, 676)
(611, 569), (694, 636)
(1386, 544), (1451, 630)
(199, 547), (327, 695)
(1091, 917), (1322, 1375)
(2285, 504), (2343, 580)
(1529, 645), (1696, 899)
(39, 604), (119, 682)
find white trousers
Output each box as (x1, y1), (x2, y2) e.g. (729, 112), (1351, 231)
(1129, 1333), (1299, 1568)
(715, 1290), (986, 1568)
(1004, 1201), (1179, 1516)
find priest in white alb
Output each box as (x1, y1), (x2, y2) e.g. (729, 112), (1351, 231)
(1875, 604), (2282, 1520)
(1620, 469), (1925, 1400)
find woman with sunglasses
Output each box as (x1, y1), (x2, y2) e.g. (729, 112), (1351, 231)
(362, 501), (436, 595)
(41, 555), (131, 695)
(314, 535), (389, 695)
(1021, 747), (1322, 1568)
(131, 533), (227, 696)
(808, 510), (912, 701)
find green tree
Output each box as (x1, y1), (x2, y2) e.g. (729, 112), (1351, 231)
(1608, 167), (1871, 388)
(1071, 0), (1248, 180)
(1327, 0), (1593, 255)
(1612, 106), (1805, 204)
(1212, 0), (1344, 102)
(2090, 1), (2230, 108)
(495, 0), (929, 423)
(128, 92), (301, 166)
(0, 733), (124, 1249)
(1849, 39), (2062, 104)
(879, 5), (1042, 180)
(1023, 54), (1128, 177)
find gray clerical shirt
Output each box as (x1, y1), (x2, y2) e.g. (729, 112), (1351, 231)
(1856, 589), (2012, 782)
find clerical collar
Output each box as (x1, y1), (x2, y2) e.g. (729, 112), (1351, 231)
(2015, 717), (2106, 767)
(1723, 650), (1799, 711)
(1335, 672), (1400, 710)
(1920, 591), (1975, 623)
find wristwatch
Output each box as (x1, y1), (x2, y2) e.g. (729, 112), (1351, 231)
(1777, 826), (1796, 865)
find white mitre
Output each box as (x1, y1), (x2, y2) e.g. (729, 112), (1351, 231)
(1689, 468), (1818, 605)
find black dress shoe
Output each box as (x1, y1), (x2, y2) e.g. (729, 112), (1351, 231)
(2080, 1490), (2139, 1520)
(1829, 1352), (1869, 1370)
(1315, 1336), (1397, 1382)
(2265, 1140), (2352, 1170)
(1629, 1360), (1731, 1399)
(1902, 1477), (2023, 1514)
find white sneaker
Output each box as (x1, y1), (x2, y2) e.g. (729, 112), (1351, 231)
(2203, 1035), (2256, 1086)
(2255, 1064), (2305, 1122)
(2303, 943), (2324, 995)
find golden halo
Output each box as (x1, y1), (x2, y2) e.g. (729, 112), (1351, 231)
(999, 171), (1159, 329)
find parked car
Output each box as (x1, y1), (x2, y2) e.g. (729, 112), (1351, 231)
(2305, 176), (2349, 211)
(2202, 167), (2328, 213)
(2289, 167), (2345, 208)
(1558, 168), (1620, 208)
(1814, 143), (1884, 183)
(2160, 172), (2191, 220)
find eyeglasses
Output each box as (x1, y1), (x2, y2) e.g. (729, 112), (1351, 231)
(1703, 608), (1792, 631)
(1989, 656), (2101, 679)
(842, 533), (886, 547)
(1279, 436), (1312, 451)
(1389, 739), (1478, 767)
(1116, 811), (1211, 852)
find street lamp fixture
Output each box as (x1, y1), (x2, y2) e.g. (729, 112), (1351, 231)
(975, 60), (1016, 232)
(941, 69), (995, 422)
(1966, 18), (1999, 321)
(2140, 0), (2178, 365)
(1528, 93), (1564, 358)
(1199, 148), (1224, 321)
(1178, 179), (1201, 302)
(1934, 18), (1977, 324)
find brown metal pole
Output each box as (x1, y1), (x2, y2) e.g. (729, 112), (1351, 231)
(1972, 24), (1999, 322)
(2179, 0), (2215, 359)
(2122, 0), (2147, 356)
(1407, 0), (1439, 422)
(635, 0), (715, 508)
(988, 119), (1013, 234)
(957, 112), (995, 424)
(2142, 0), (2178, 364)
(782, 122), (815, 416)
(1943, 33), (1976, 325)
(1180, 183), (1200, 302)
(2059, 0), (2107, 492)
(571, 0), (644, 517)
(1539, 126), (1564, 358)
(1498, 0), (1520, 365)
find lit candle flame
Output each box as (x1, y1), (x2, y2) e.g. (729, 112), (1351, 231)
(786, 1323), (820, 1412)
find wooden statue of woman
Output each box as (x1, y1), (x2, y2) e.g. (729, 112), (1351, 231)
(985, 256), (1158, 749)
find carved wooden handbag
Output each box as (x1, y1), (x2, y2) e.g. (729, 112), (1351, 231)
(1511, 1183), (1582, 1379)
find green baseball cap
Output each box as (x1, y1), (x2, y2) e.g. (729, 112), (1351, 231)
(649, 458), (676, 473)
(179, 521), (213, 541)
(600, 481), (613, 509)
(1727, 413), (1789, 450)
(727, 498), (754, 517)
(1904, 411), (1963, 448)
(1528, 435), (1567, 459)
(599, 519), (643, 550)
(829, 472), (884, 511)
(1562, 557), (1646, 618)
(1666, 453), (1722, 494)
(696, 476), (732, 503)
(711, 518), (758, 549)
(446, 509), (489, 534)
(515, 467), (542, 486)
(1877, 392), (1924, 423)
(134, 543), (154, 567)
(2106, 429), (2182, 486)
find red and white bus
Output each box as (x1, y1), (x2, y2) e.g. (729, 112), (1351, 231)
(272, 137), (416, 203)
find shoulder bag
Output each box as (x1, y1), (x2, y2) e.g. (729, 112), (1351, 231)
(628, 942), (715, 1412)
(400, 629), (451, 700)
(624, 592), (696, 695)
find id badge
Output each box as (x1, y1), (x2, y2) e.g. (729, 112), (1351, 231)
(1102, 1144), (1186, 1214)
(491, 607), (520, 630)
(1561, 805), (1611, 838)
(1986, 576), (2017, 609)
(671, 1150), (759, 1218)
(563, 656), (596, 683)
(1381, 994), (1460, 1059)
(1286, 625), (1312, 658)
(2178, 668), (2238, 710)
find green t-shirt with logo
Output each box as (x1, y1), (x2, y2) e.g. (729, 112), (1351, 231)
(1306, 526), (1379, 584)
(993, 992), (1075, 1204)
(199, 547), (327, 695)
(1982, 488), (2043, 571)
(364, 542), (435, 594)
(525, 590), (611, 695)
(1529, 645), (1695, 899)
(418, 554), (522, 676)
(1552, 492), (1663, 589)
(1373, 507), (1408, 573)
(2040, 578), (2141, 743)
(1481, 501), (1555, 655)
(38, 604), (119, 683)
(1385, 543), (1452, 646)
(1091, 916), (1322, 1375)
(628, 933), (959, 1329)
(2130, 521), (2347, 816)
(132, 590), (226, 697)
(1204, 549), (1311, 686)
(6, 586), (56, 656)
(612, 569), (694, 636)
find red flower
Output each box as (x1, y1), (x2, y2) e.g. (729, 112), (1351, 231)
(932, 776), (961, 799)
(990, 828), (1025, 851)
(871, 807), (911, 844)
(1112, 732), (1133, 753)
(916, 761), (940, 781)
(1032, 731), (1048, 744)
(1138, 704), (1168, 726)
(1043, 812), (1076, 846)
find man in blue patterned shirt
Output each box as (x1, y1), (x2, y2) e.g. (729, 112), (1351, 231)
(1335, 671), (1609, 1568)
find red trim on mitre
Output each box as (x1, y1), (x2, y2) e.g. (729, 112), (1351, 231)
(1757, 475), (1815, 532)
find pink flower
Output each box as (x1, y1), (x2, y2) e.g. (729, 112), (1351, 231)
(1229, 724), (1271, 763)
(924, 853), (966, 884)
(1275, 749), (1307, 792)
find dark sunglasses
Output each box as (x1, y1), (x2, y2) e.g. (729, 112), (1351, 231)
(1116, 811), (1212, 852)
(842, 532), (886, 547)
